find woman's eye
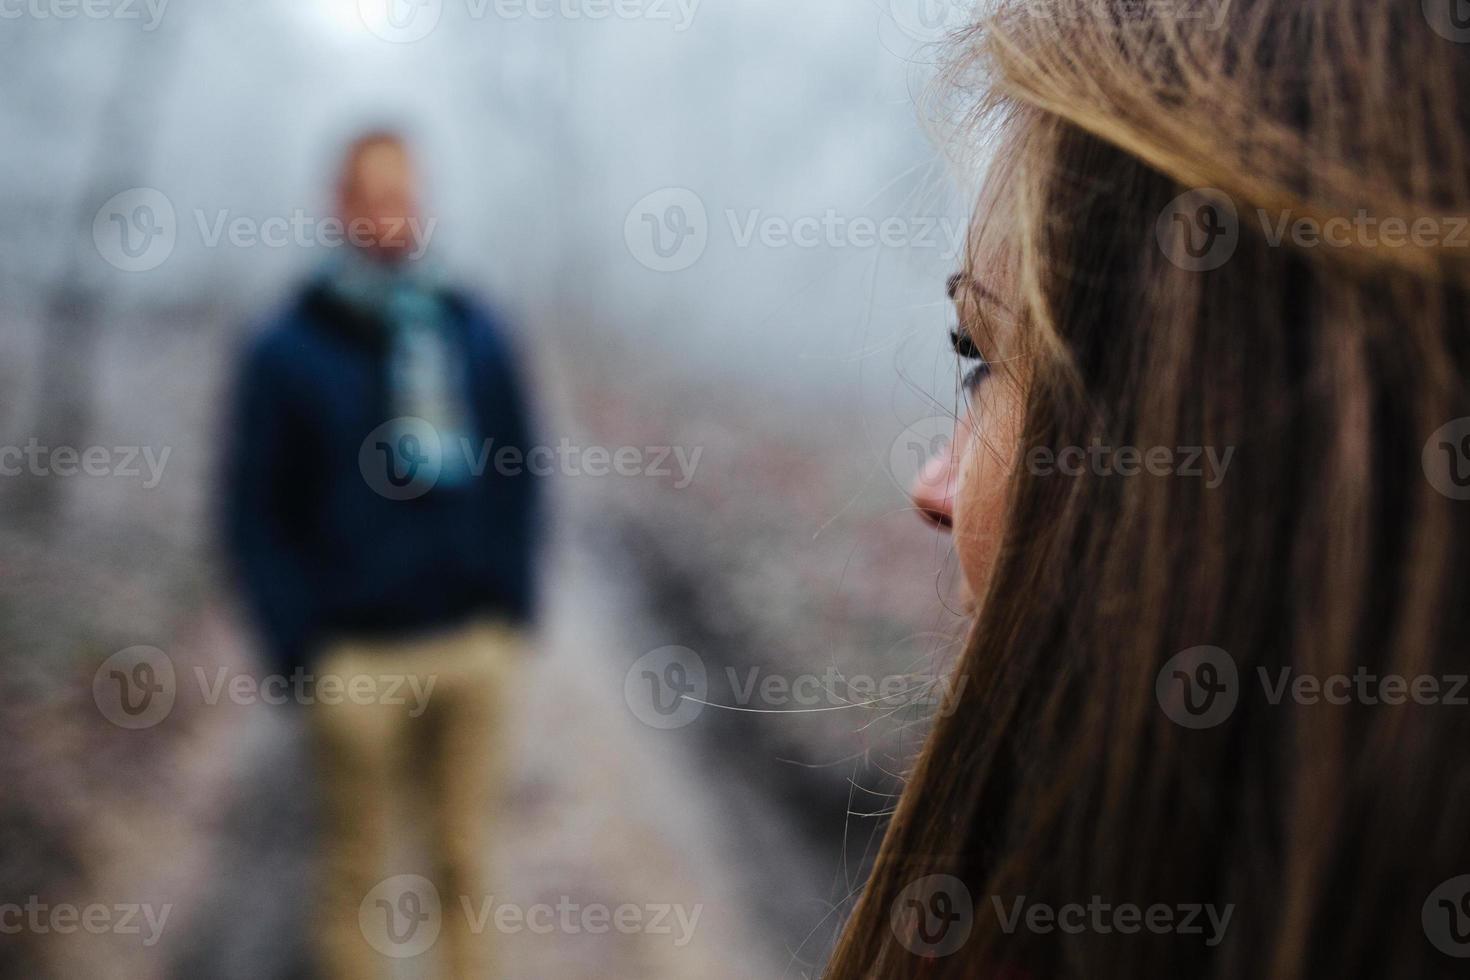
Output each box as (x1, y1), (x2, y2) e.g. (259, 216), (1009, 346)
(951, 328), (990, 391)
(950, 327), (982, 359)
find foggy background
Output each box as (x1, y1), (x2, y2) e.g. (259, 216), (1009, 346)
(0, 1), (982, 976)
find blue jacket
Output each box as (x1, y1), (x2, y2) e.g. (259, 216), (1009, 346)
(224, 280), (541, 676)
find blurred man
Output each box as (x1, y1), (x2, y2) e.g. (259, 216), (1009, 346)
(225, 130), (540, 979)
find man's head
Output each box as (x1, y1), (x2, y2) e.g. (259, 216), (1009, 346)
(336, 130), (422, 263)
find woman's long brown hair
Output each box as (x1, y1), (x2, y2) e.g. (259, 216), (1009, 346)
(830, 1), (1470, 976)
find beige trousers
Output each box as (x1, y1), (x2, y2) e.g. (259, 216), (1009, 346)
(310, 619), (518, 980)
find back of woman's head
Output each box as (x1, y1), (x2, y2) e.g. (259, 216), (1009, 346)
(833, 1), (1470, 976)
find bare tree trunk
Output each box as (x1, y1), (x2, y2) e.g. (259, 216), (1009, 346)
(17, 26), (184, 529)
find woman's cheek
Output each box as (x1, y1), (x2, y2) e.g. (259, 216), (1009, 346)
(952, 392), (1023, 603)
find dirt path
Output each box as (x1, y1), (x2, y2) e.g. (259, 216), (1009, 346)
(17, 525), (792, 980)
(489, 538), (785, 979)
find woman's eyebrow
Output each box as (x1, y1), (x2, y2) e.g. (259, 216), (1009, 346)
(946, 272), (1013, 313)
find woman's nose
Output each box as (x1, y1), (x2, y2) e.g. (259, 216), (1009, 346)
(911, 440), (958, 530)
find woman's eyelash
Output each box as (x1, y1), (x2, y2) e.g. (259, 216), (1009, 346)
(948, 271), (1001, 390)
(950, 329), (991, 390)
(950, 328), (983, 361)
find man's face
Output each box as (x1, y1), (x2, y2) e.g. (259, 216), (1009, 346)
(338, 139), (422, 261)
